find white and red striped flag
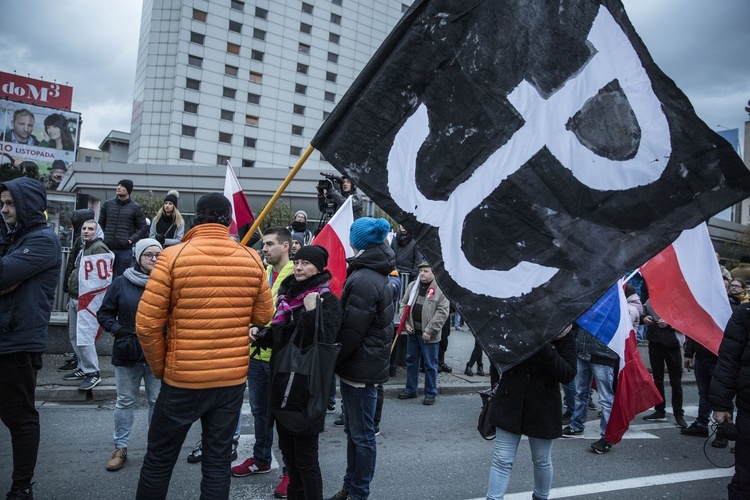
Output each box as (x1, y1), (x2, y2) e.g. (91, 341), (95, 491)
(311, 196), (354, 297)
(224, 163), (255, 236)
(640, 223), (731, 355)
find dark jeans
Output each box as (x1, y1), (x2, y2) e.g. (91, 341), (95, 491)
(0, 352), (42, 491)
(277, 426), (322, 500)
(468, 339), (484, 368)
(648, 342), (683, 416)
(340, 382), (378, 500)
(247, 358), (274, 466)
(136, 381), (245, 500)
(112, 248), (133, 277)
(693, 357), (720, 426)
(728, 407), (750, 499)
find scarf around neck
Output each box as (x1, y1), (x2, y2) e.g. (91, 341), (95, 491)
(272, 270), (332, 326)
(123, 266), (150, 288)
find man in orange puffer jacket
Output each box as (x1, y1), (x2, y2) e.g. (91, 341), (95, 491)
(135, 193), (273, 500)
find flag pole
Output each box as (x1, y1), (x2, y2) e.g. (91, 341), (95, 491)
(240, 144), (315, 246)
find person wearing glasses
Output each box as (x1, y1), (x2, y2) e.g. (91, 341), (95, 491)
(97, 238), (164, 472)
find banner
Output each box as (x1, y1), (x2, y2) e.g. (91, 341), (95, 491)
(0, 72), (73, 110)
(76, 252), (115, 346)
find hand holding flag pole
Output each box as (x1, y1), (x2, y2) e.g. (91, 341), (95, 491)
(240, 145), (315, 246)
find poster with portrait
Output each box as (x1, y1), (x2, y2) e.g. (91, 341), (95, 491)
(0, 98), (81, 180)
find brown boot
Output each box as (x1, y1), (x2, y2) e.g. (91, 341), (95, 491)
(106, 448), (127, 471)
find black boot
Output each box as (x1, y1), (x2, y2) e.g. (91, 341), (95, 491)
(464, 363), (474, 376)
(476, 363), (485, 376)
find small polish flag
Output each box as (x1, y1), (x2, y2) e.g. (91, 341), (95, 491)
(640, 223), (731, 355)
(311, 196), (354, 296)
(224, 163), (255, 236)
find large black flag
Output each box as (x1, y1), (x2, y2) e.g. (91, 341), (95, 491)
(311, 0), (750, 372)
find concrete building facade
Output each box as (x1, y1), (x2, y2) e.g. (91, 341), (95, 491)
(127, 0), (409, 170)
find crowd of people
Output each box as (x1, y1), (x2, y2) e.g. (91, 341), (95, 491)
(1, 177), (749, 499)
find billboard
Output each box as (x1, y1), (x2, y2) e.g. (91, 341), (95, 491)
(0, 72), (73, 110)
(0, 99), (81, 186)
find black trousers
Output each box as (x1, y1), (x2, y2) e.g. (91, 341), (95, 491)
(729, 406), (750, 500)
(648, 342), (683, 416)
(0, 352), (43, 490)
(276, 426), (323, 500)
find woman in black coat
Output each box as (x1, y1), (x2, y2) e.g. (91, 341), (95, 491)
(256, 245), (341, 500)
(486, 326), (577, 500)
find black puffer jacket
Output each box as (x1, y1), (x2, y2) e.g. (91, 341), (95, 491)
(0, 178), (62, 354)
(710, 302), (750, 412)
(98, 197), (148, 250)
(336, 242), (395, 384)
(490, 330), (577, 439)
(97, 268), (149, 367)
(390, 233), (423, 279)
(63, 208), (95, 293)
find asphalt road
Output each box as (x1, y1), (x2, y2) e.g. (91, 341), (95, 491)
(0, 383), (736, 500)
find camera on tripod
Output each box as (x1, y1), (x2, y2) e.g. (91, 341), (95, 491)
(317, 172), (342, 194)
(316, 172), (342, 234)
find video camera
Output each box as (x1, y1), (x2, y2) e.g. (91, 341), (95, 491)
(317, 172), (342, 194)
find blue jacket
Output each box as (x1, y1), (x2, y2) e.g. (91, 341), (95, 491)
(0, 177), (62, 354)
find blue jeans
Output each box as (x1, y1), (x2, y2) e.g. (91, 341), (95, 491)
(487, 427), (553, 500)
(562, 379), (575, 415)
(569, 358), (615, 436)
(136, 381), (244, 500)
(247, 357), (274, 466)
(113, 363), (160, 448)
(405, 334), (438, 398)
(340, 381), (378, 500)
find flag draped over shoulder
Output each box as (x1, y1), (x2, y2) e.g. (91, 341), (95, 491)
(77, 252), (115, 345)
(311, 0), (750, 372)
(311, 196), (355, 296)
(640, 223), (731, 355)
(576, 280), (662, 445)
(224, 163), (255, 236)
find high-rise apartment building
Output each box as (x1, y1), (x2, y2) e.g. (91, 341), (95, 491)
(128, 0), (410, 169)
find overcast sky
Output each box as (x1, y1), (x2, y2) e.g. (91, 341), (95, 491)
(0, 0), (747, 151)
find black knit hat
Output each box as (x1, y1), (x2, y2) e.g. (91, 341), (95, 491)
(118, 179), (134, 194)
(196, 193), (232, 226)
(164, 189), (179, 207)
(293, 245), (328, 272)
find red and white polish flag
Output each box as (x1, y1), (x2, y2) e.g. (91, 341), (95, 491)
(311, 196), (354, 297)
(224, 163), (255, 236)
(640, 222), (731, 355)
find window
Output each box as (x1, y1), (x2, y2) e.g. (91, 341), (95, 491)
(331, 13), (341, 24)
(332, 0), (342, 5)
(326, 71), (337, 83)
(249, 71), (263, 84)
(295, 84), (307, 95)
(302, 2), (314, 14)
(290, 146), (302, 156)
(223, 87), (236, 99)
(324, 91), (335, 102)
(242, 159), (255, 168)
(300, 22), (312, 34)
(293, 104), (305, 115)
(225, 64), (239, 76)
(180, 148), (194, 160)
(217, 155), (231, 166)
(246, 115), (259, 127)
(220, 109), (235, 121)
(244, 137), (257, 148)
(255, 7), (268, 19)
(291, 125), (304, 136)
(298, 43), (310, 54)
(253, 28), (266, 41)
(182, 125), (196, 137)
(219, 132), (233, 143)
(192, 8), (207, 21)
(184, 101), (199, 113)
(329, 33), (340, 44)
(227, 42), (240, 55)
(247, 93), (261, 104)
(85, 156), (92, 162)
(328, 53), (339, 65)
(186, 77), (200, 90)
(251, 50), (264, 62)
(229, 20), (242, 33)
(297, 63), (308, 74)
(323, 111), (331, 119)
(188, 55), (203, 68)
(190, 31), (205, 44)
(231, 0), (244, 11)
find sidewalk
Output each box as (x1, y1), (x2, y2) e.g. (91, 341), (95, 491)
(36, 327), (685, 402)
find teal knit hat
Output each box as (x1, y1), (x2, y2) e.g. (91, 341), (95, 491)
(349, 217), (390, 251)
